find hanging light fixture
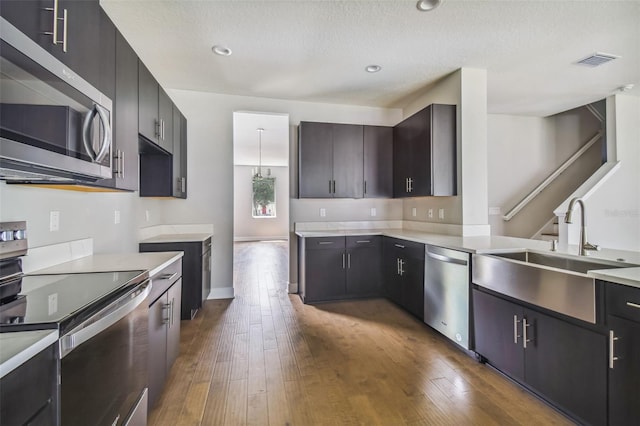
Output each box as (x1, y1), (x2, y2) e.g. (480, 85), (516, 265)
(254, 128), (265, 179)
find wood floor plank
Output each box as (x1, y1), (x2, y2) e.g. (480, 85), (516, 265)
(149, 241), (575, 426)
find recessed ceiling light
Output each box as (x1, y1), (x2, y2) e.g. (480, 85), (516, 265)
(416, 0), (442, 11)
(365, 65), (382, 73)
(212, 45), (232, 56)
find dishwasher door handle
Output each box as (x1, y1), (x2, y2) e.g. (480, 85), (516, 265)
(426, 251), (468, 266)
(60, 281), (151, 358)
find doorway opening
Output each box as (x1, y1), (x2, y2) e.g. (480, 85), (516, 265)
(232, 111), (290, 294)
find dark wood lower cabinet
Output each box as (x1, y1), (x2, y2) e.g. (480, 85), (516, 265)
(148, 278), (182, 408)
(299, 236), (381, 303)
(608, 316), (640, 425)
(140, 238), (211, 320)
(382, 237), (424, 320)
(0, 342), (58, 425)
(473, 288), (606, 425)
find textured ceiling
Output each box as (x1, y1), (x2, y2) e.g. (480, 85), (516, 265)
(101, 0), (640, 117)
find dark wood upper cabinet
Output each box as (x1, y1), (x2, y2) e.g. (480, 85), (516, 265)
(393, 103), (456, 197)
(95, 30), (138, 191)
(1, 0), (114, 98)
(299, 122), (376, 199)
(363, 126), (393, 198)
(298, 122), (335, 198)
(158, 87), (174, 153)
(138, 62), (161, 146)
(172, 107), (187, 198)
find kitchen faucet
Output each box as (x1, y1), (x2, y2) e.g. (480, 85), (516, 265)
(564, 197), (600, 256)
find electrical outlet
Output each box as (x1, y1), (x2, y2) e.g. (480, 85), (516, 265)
(370, 207), (377, 217)
(489, 206), (501, 215)
(319, 208), (326, 217)
(114, 210), (121, 224)
(438, 208), (445, 220)
(412, 207), (417, 217)
(428, 209), (433, 219)
(145, 210), (150, 222)
(49, 211), (60, 232)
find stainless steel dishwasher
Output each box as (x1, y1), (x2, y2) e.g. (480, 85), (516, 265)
(424, 245), (470, 350)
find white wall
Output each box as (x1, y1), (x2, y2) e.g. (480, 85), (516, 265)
(233, 165), (289, 241)
(400, 68), (489, 235)
(165, 89), (403, 293)
(488, 103), (603, 237)
(585, 95), (640, 251)
(0, 182), (167, 253)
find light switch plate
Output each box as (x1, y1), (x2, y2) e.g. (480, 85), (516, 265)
(114, 210), (121, 224)
(145, 210), (150, 222)
(438, 208), (445, 220)
(412, 207), (417, 217)
(319, 208), (326, 217)
(370, 207), (377, 217)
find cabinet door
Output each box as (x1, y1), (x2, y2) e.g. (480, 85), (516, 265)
(0, 0), (50, 47)
(472, 289), (525, 381)
(382, 240), (402, 305)
(393, 109), (429, 197)
(0, 343), (57, 426)
(167, 280), (182, 370)
(363, 126), (393, 198)
(148, 294), (168, 408)
(524, 308), (606, 426)
(172, 108), (188, 198)
(609, 315), (640, 425)
(305, 248), (346, 302)
(138, 62), (159, 144)
(332, 124), (363, 198)
(402, 255), (425, 320)
(101, 30), (138, 191)
(346, 237), (381, 297)
(158, 88), (174, 153)
(431, 104), (457, 196)
(298, 122), (333, 198)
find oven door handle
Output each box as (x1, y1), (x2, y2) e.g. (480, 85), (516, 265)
(59, 281), (151, 358)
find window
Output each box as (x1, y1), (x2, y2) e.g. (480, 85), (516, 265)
(252, 176), (276, 218)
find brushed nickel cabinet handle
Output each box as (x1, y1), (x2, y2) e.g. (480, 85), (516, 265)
(513, 315), (521, 344)
(523, 318), (532, 349)
(626, 301), (640, 309)
(609, 330), (619, 369)
(61, 8), (67, 52)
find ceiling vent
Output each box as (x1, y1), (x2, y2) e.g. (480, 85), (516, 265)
(576, 52), (620, 67)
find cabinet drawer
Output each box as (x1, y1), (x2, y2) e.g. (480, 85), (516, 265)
(607, 282), (640, 323)
(346, 235), (381, 249)
(306, 237), (345, 250)
(384, 237), (424, 257)
(148, 258), (183, 305)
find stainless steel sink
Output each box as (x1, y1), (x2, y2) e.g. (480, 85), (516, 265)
(473, 251), (638, 324)
(491, 251), (638, 274)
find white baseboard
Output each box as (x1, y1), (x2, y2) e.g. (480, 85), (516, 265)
(207, 286), (235, 300)
(288, 281), (298, 294)
(233, 236), (289, 242)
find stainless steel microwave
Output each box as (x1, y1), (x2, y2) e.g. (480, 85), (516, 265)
(0, 17), (112, 182)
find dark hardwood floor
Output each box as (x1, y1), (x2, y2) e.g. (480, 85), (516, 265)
(149, 241), (572, 425)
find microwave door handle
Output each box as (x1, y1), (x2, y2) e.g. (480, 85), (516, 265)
(81, 106), (99, 161)
(93, 104), (112, 163)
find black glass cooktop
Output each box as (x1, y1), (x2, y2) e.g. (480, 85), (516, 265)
(0, 270), (146, 333)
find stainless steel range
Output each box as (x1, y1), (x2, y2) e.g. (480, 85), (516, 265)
(0, 222), (151, 426)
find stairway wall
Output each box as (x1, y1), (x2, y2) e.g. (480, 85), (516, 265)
(488, 103), (603, 237)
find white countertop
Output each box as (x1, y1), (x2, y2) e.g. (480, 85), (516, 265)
(31, 252), (184, 277)
(139, 233), (212, 244)
(296, 228), (640, 287)
(0, 330), (59, 379)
